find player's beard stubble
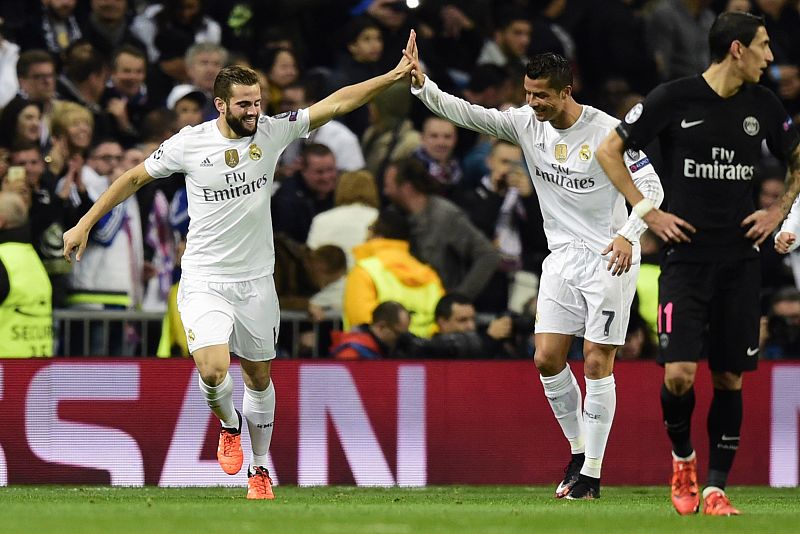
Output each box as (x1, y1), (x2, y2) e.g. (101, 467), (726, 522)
(225, 108), (258, 137)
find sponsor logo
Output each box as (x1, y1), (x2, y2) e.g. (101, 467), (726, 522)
(743, 116), (760, 136)
(201, 172), (270, 202)
(680, 119), (704, 129)
(746, 347), (759, 357)
(579, 144), (591, 161)
(554, 143), (568, 162)
(224, 149), (239, 168)
(534, 142), (545, 152)
(721, 435), (740, 441)
(249, 143), (262, 161)
(272, 111), (290, 119)
(200, 156), (213, 167)
(625, 102), (643, 124)
(625, 149), (640, 160)
(629, 157), (651, 173)
(534, 164), (595, 190)
(683, 146), (754, 180)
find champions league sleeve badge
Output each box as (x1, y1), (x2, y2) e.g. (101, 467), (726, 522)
(249, 144), (262, 161)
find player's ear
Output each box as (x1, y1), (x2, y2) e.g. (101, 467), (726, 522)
(730, 40), (743, 60)
(561, 85), (572, 100)
(214, 96), (227, 114)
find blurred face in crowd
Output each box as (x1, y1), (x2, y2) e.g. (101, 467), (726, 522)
(175, 0), (201, 25)
(88, 141), (124, 177)
(524, 76), (569, 123)
(120, 147), (144, 171)
(268, 50), (299, 89)
(373, 310), (411, 348)
(487, 142), (523, 186)
(175, 97), (203, 128)
(16, 105), (42, 146)
(725, 0), (751, 12)
(220, 84), (261, 137)
(735, 26), (773, 84)
(44, 0), (77, 19)
(112, 52), (147, 97)
(349, 27), (383, 63)
(437, 303), (477, 334)
(759, 178), (784, 210)
(91, 0), (127, 24)
(64, 114), (93, 152)
(0, 148), (10, 182)
(280, 86), (306, 113)
(19, 62), (57, 103)
(497, 20), (531, 58)
(187, 51), (225, 93)
(421, 118), (457, 163)
(302, 153), (338, 198)
(10, 149), (45, 186)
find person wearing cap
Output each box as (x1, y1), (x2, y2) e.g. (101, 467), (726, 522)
(167, 84), (206, 128)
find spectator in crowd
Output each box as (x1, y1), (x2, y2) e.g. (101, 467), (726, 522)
(56, 40), (114, 140)
(80, 0), (146, 54)
(330, 300), (410, 360)
(101, 45), (153, 146)
(306, 169), (380, 269)
(277, 78), (366, 174)
(0, 99), (43, 150)
(412, 116), (463, 195)
(166, 84), (206, 128)
(0, 26), (21, 109)
(646, 0), (715, 81)
(361, 81), (421, 185)
(165, 42), (228, 121)
(0, 191), (53, 357)
(477, 6), (531, 73)
(308, 244), (348, 322)
(384, 157), (500, 300)
(8, 50), (58, 148)
(763, 286), (800, 359)
(46, 100), (93, 179)
(259, 47), (300, 116)
(359, 0), (417, 71)
(343, 207), (444, 338)
(272, 143), (338, 244)
(757, 176), (795, 307)
(16, 0), (82, 59)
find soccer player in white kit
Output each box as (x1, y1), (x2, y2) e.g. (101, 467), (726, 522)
(62, 31), (417, 500)
(404, 42), (663, 498)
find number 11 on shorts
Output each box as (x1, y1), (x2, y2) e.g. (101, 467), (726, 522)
(657, 302), (673, 334)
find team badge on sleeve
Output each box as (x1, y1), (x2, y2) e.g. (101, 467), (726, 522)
(225, 149), (239, 167)
(249, 144), (262, 161)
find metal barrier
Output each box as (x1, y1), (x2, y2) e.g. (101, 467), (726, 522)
(53, 309), (343, 358)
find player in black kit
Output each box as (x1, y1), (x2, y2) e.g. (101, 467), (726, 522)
(596, 12), (800, 516)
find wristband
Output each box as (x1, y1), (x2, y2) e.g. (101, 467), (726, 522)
(633, 198), (654, 218)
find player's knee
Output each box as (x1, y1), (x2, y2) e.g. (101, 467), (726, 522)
(197, 364), (229, 386)
(533, 350), (565, 376)
(664, 374), (694, 395)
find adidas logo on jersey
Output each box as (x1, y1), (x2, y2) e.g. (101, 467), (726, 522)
(200, 156), (213, 167)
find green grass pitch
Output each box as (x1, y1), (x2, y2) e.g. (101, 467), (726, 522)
(2, 486), (799, 533)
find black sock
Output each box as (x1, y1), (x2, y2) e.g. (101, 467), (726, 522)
(707, 388), (742, 490)
(661, 384), (695, 458)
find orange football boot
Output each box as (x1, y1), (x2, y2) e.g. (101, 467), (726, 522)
(247, 466), (275, 500)
(217, 410), (243, 475)
(703, 488), (740, 516)
(670, 454), (700, 515)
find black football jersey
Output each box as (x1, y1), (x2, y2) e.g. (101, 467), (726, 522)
(617, 75), (800, 262)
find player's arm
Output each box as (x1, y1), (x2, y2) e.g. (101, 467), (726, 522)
(597, 130), (695, 243)
(748, 142), (800, 247)
(403, 29), (519, 144)
(62, 162), (154, 262)
(307, 30), (416, 131)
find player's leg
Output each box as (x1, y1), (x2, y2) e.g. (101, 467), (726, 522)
(229, 275), (280, 500)
(534, 252), (587, 498)
(658, 262), (711, 514)
(702, 258), (758, 516)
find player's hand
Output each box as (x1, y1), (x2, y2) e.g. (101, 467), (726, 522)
(775, 231), (797, 254)
(402, 29), (425, 89)
(602, 235), (633, 276)
(643, 208), (696, 243)
(63, 224), (90, 263)
(393, 29), (416, 80)
(742, 207), (783, 246)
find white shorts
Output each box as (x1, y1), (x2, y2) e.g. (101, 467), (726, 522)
(177, 275), (280, 361)
(535, 244), (639, 346)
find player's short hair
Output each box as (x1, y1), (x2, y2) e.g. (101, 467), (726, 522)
(525, 53), (573, 92)
(335, 170), (379, 208)
(435, 293), (473, 321)
(371, 207), (410, 241)
(310, 245), (347, 274)
(16, 49), (55, 79)
(213, 65), (260, 104)
(390, 157), (440, 195)
(708, 12), (765, 63)
(372, 300), (408, 326)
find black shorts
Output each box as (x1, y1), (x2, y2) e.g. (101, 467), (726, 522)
(656, 259), (760, 373)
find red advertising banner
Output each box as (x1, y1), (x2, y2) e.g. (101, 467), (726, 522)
(0, 360), (797, 487)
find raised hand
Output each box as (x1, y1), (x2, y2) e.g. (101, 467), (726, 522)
(393, 29), (417, 78)
(402, 29), (425, 89)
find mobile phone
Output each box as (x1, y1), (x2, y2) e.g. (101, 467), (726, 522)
(7, 166), (25, 183)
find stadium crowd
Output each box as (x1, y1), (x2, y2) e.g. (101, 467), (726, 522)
(1, 0), (799, 359)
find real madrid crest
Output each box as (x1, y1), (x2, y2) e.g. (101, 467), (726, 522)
(743, 116), (760, 136)
(187, 329), (195, 342)
(579, 144), (592, 161)
(249, 143), (262, 161)
(555, 143), (568, 162)
(224, 149), (239, 168)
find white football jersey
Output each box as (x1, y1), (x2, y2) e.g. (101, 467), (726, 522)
(144, 110), (310, 281)
(413, 79), (661, 257)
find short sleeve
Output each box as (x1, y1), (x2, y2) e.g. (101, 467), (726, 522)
(763, 90), (800, 163)
(259, 108), (311, 149)
(616, 84), (673, 151)
(144, 129), (186, 178)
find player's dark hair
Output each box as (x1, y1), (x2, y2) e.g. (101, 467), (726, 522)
(708, 12), (765, 63)
(16, 49), (55, 78)
(435, 293), (473, 321)
(213, 65), (260, 103)
(525, 53), (572, 92)
(372, 300), (407, 326)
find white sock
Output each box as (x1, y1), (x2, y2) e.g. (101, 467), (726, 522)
(581, 374), (616, 479)
(198, 372), (239, 429)
(243, 381), (276, 467)
(540, 365), (585, 454)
